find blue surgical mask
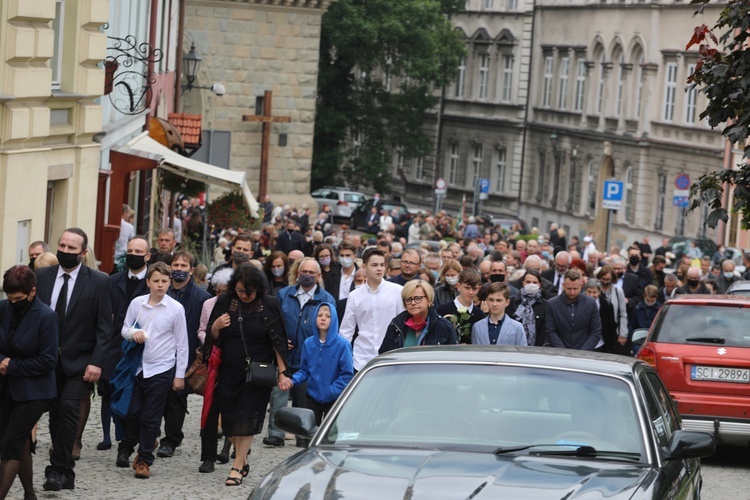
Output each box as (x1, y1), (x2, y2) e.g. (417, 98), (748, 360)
(340, 257), (354, 269)
(724, 272), (734, 279)
(431, 270), (439, 280)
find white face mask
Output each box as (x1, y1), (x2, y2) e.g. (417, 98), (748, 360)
(340, 257), (354, 269)
(724, 272), (734, 279)
(445, 276), (459, 287)
(523, 284), (540, 295)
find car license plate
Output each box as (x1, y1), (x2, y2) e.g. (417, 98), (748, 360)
(691, 366), (750, 383)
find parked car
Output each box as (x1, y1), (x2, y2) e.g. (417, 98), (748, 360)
(635, 294), (750, 446)
(477, 213), (529, 234)
(310, 186), (366, 220)
(250, 346), (714, 499)
(349, 198), (410, 231)
(667, 237), (718, 262)
(726, 280), (750, 296)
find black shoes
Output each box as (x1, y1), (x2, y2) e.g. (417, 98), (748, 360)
(61, 472), (75, 490)
(42, 472), (62, 492)
(262, 436), (285, 447)
(295, 438), (310, 448)
(156, 442), (175, 458)
(199, 460), (215, 473)
(216, 438), (231, 464)
(116, 450), (131, 468)
(97, 441), (112, 450)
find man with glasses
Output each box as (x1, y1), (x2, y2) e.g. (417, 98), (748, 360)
(266, 258), (335, 448)
(388, 248), (422, 286)
(542, 251), (571, 296)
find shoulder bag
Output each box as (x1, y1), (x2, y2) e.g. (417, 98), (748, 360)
(185, 345), (208, 395)
(238, 312), (278, 388)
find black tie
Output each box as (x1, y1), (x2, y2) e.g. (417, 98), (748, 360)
(56, 273), (70, 323)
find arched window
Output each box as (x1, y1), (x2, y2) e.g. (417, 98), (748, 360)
(623, 165), (634, 223)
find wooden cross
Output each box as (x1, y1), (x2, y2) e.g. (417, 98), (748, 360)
(242, 90), (292, 200)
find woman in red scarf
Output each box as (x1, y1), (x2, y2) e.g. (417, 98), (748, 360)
(379, 281), (458, 353)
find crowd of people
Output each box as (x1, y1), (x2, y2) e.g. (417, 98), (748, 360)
(3, 197), (748, 497)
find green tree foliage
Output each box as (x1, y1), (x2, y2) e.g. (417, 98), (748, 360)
(688, 0), (750, 228)
(312, 0), (466, 193)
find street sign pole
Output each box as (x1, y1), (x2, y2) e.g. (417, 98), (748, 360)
(605, 209), (612, 257)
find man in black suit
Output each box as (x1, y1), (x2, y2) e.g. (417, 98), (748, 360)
(626, 247), (653, 291)
(545, 269), (601, 351)
(541, 251), (570, 296)
(276, 220), (304, 255)
(612, 257), (643, 313)
(110, 236), (151, 467)
(36, 228), (113, 491)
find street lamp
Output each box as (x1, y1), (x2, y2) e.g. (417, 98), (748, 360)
(181, 43), (225, 96)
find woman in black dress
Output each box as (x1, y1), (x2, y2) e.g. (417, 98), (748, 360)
(208, 265), (290, 487)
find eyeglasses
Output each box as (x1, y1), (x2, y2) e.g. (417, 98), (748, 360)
(403, 295), (426, 305)
(401, 260), (420, 267)
(298, 270), (318, 276)
(235, 287), (256, 297)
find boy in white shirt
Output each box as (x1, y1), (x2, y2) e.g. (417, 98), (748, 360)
(120, 261), (188, 479)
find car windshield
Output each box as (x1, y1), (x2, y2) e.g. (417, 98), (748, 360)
(653, 304), (750, 348)
(321, 364), (646, 460)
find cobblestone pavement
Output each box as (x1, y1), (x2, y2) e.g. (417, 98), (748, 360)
(8, 395), (299, 500)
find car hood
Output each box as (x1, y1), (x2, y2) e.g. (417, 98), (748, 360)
(253, 447), (650, 499)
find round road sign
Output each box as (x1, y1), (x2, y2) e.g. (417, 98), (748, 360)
(435, 178), (447, 190)
(675, 174), (690, 190)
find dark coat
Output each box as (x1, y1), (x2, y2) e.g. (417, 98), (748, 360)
(323, 262), (358, 301)
(597, 296), (619, 353)
(276, 230), (304, 255)
(0, 298), (58, 401)
(675, 283), (711, 295)
(626, 264), (653, 292)
(379, 307), (458, 354)
(36, 264), (113, 377)
(433, 283), (458, 307)
(545, 293), (602, 351)
(435, 300), (486, 344)
(104, 271), (149, 379)
(620, 273), (644, 313)
(628, 300), (662, 334)
(168, 280), (210, 370)
(510, 296), (548, 347)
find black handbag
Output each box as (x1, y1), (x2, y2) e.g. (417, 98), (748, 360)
(238, 313), (278, 388)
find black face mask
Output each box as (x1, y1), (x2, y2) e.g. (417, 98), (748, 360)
(28, 258), (36, 269)
(687, 278), (700, 288)
(10, 297), (31, 313)
(629, 256), (641, 266)
(125, 254), (147, 271)
(489, 274), (505, 283)
(56, 250), (81, 270)
(615, 271), (625, 279)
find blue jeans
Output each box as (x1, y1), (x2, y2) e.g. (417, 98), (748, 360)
(266, 377), (307, 439)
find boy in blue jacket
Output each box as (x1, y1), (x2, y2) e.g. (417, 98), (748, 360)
(280, 302), (353, 426)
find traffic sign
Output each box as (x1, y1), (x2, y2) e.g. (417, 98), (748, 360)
(675, 174), (690, 190)
(602, 180), (624, 210)
(435, 178), (447, 190)
(673, 189), (689, 208)
(479, 178), (490, 194)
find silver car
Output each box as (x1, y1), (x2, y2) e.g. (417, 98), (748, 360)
(311, 186), (366, 219)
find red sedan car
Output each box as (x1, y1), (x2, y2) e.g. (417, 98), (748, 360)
(635, 295), (750, 445)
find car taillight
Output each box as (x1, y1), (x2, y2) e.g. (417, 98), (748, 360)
(337, 201), (348, 206)
(637, 344), (657, 369)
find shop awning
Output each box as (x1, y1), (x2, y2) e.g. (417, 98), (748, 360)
(122, 131), (259, 217)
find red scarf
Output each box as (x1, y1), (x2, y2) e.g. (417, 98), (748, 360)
(405, 316), (427, 332)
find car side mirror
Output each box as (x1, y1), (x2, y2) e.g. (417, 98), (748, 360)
(275, 407), (319, 439)
(663, 430), (716, 460)
(631, 328), (649, 346)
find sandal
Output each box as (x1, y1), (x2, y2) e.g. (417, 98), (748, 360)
(241, 464), (249, 477)
(225, 467), (243, 486)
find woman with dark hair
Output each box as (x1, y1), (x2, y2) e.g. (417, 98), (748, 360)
(263, 251), (289, 296)
(313, 244), (336, 281)
(208, 264), (291, 487)
(513, 270), (548, 346)
(0, 265), (58, 500)
(596, 266), (628, 351)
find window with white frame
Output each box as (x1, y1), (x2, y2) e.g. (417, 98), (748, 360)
(542, 56), (554, 108)
(478, 54), (490, 100)
(455, 57), (466, 98)
(484, 0), (494, 8)
(615, 55), (624, 117)
(623, 166), (634, 222)
(501, 55), (513, 102)
(414, 157), (425, 180)
(685, 63), (697, 125)
(558, 57), (570, 109)
(574, 59), (586, 112)
(448, 142), (459, 185)
(587, 160), (598, 213)
(51, 0), (65, 89)
(596, 53), (605, 114)
(655, 172), (666, 231)
(663, 62), (677, 122)
(506, 0), (518, 10)
(495, 147), (506, 192)
(634, 55), (644, 119)
(471, 144), (483, 188)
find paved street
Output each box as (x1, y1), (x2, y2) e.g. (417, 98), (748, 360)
(7, 395), (298, 500)
(7, 392), (750, 499)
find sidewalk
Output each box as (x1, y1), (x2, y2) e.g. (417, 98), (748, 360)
(8, 394), (298, 499)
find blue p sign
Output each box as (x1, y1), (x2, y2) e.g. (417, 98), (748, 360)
(602, 180), (624, 210)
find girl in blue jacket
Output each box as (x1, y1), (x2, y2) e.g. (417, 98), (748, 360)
(282, 302), (353, 425)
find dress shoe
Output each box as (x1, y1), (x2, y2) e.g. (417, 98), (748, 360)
(116, 450), (130, 468)
(134, 460), (150, 479)
(61, 472), (75, 490)
(262, 436), (284, 447)
(216, 438), (231, 464)
(295, 438), (310, 448)
(199, 460), (215, 473)
(156, 442), (175, 458)
(97, 441), (112, 451)
(42, 472), (62, 492)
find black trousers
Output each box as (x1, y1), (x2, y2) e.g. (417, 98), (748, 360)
(200, 395), (219, 462)
(0, 387), (49, 460)
(47, 370), (91, 477)
(161, 390), (188, 448)
(124, 368), (174, 465)
(305, 395), (334, 427)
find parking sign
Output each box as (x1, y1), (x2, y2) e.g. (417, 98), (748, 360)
(602, 180), (624, 210)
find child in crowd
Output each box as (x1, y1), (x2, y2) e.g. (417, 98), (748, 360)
(471, 282), (527, 346)
(436, 268), (486, 344)
(121, 261), (188, 479)
(280, 303), (353, 426)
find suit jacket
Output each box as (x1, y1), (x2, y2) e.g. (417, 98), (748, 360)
(545, 293), (601, 351)
(105, 271), (149, 379)
(471, 315), (527, 346)
(541, 269), (565, 295)
(597, 296), (618, 352)
(0, 298), (58, 401)
(620, 273), (643, 313)
(324, 262), (358, 301)
(168, 280), (211, 369)
(36, 264), (113, 377)
(436, 301), (486, 343)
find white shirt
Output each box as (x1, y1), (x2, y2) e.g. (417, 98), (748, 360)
(340, 279), (405, 370)
(50, 263), (83, 315)
(453, 297), (474, 314)
(339, 267), (355, 301)
(115, 219), (136, 257)
(128, 267), (147, 280)
(295, 285), (315, 309)
(122, 294), (189, 379)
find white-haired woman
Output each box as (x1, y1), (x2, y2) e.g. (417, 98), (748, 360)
(196, 268), (234, 474)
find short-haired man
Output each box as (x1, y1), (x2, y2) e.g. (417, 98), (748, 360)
(626, 247), (653, 291)
(676, 267), (711, 295)
(276, 220), (304, 255)
(154, 251), (210, 459)
(157, 228), (177, 254)
(545, 269), (602, 351)
(716, 259), (739, 293)
(36, 228), (113, 491)
(207, 233), (270, 295)
(323, 241), (359, 302)
(340, 249), (405, 372)
(388, 248), (421, 286)
(542, 251), (571, 295)
(423, 253), (442, 281)
(28, 240), (50, 268)
(650, 255), (668, 288)
(440, 248), (454, 264)
(488, 261), (519, 298)
(659, 273), (680, 302)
